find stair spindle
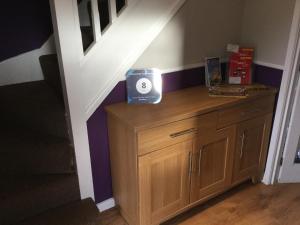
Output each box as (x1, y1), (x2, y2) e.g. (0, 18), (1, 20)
(109, 0), (117, 23)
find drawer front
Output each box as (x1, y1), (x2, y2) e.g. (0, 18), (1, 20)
(137, 113), (217, 156)
(217, 96), (275, 129)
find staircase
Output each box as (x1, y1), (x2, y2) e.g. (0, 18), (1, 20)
(0, 54), (98, 225)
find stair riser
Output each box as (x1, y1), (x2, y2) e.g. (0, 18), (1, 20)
(0, 175), (81, 225)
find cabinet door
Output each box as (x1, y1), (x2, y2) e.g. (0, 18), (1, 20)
(190, 126), (236, 203)
(139, 140), (192, 225)
(232, 115), (272, 184)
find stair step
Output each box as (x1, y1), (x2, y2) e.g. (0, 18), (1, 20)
(39, 54), (64, 101)
(0, 128), (74, 175)
(0, 81), (69, 138)
(17, 198), (99, 225)
(0, 174), (81, 225)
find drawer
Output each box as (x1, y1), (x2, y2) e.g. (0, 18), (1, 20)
(217, 96), (275, 129)
(137, 112), (217, 155)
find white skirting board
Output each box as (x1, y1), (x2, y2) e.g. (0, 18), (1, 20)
(97, 198), (116, 212)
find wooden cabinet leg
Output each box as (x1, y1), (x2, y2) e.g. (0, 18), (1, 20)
(251, 176), (259, 184)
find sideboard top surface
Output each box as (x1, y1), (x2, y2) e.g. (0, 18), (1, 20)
(105, 86), (277, 131)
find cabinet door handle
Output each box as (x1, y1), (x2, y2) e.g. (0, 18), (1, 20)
(188, 152), (193, 176)
(198, 148), (203, 176)
(240, 132), (246, 159)
(170, 128), (197, 138)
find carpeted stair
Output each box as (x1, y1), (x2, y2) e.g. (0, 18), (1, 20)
(0, 81), (69, 139)
(0, 54), (99, 225)
(0, 174), (81, 225)
(0, 127), (74, 175)
(16, 198), (100, 225)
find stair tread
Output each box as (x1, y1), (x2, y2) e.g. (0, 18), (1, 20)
(39, 54), (64, 101)
(0, 128), (74, 174)
(0, 80), (68, 138)
(17, 198), (99, 225)
(0, 127), (69, 151)
(0, 174), (81, 225)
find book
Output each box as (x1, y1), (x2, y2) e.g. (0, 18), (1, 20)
(228, 48), (254, 85)
(205, 57), (222, 87)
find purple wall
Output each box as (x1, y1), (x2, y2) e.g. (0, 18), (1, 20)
(87, 64), (283, 203)
(0, 1), (52, 62)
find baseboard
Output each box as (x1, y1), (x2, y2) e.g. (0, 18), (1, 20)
(161, 59), (284, 74)
(161, 58), (228, 74)
(97, 198), (116, 212)
(254, 60), (284, 70)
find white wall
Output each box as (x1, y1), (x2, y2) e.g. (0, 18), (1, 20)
(0, 36), (56, 86)
(241, 0), (296, 68)
(134, 0), (296, 71)
(134, 0), (245, 71)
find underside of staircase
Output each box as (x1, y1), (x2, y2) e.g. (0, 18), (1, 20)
(0, 54), (99, 225)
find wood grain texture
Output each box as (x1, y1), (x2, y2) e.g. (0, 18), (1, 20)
(139, 141), (192, 225)
(105, 86), (277, 225)
(217, 95), (275, 129)
(190, 126), (236, 203)
(107, 114), (138, 225)
(137, 112), (217, 156)
(232, 115), (270, 185)
(98, 183), (300, 225)
(258, 113), (273, 181)
(105, 86), (277, 131)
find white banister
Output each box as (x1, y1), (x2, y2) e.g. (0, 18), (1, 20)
(91, 0), (102, 41)
(110, 0), (117, 22)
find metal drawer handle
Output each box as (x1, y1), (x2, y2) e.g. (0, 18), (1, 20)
(170, 128), (197, 138)
(240, 132), (246, 158)
(188, 152), (193, 177)
(198, 148), (203, 176)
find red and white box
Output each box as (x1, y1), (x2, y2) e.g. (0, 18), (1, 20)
(228, 48), (254, 85)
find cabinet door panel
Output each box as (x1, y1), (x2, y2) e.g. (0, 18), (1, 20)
(190, 127), (235, 203)
(198, 139), (227, 189)
(233, 116), (271, 184)
(139, 141), (192, 225)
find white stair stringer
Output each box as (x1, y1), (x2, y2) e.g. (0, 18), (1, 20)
(83, 0), (187, 117)
(50, 0), (187, 201)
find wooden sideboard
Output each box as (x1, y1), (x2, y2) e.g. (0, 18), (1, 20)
(105, 86), (277, 225)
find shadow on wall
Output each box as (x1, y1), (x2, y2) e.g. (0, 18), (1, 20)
(0, 1), (52, 62)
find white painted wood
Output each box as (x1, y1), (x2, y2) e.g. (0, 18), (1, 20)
(50, 0), (95, 200)
(84, 0), (187, 118)
(50, 0), (187, 201)
(97, 198), (116, 212)
(278, 69), (300, 182)
(161, 62), (206, 75)
(153, 58), (228, 76)
(253, 60), (285, 71)
(92, 0), (102, 42)
(110, 0), (117, 22)
(263, 0), (300, 184)
(0, 36), (56, 86)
